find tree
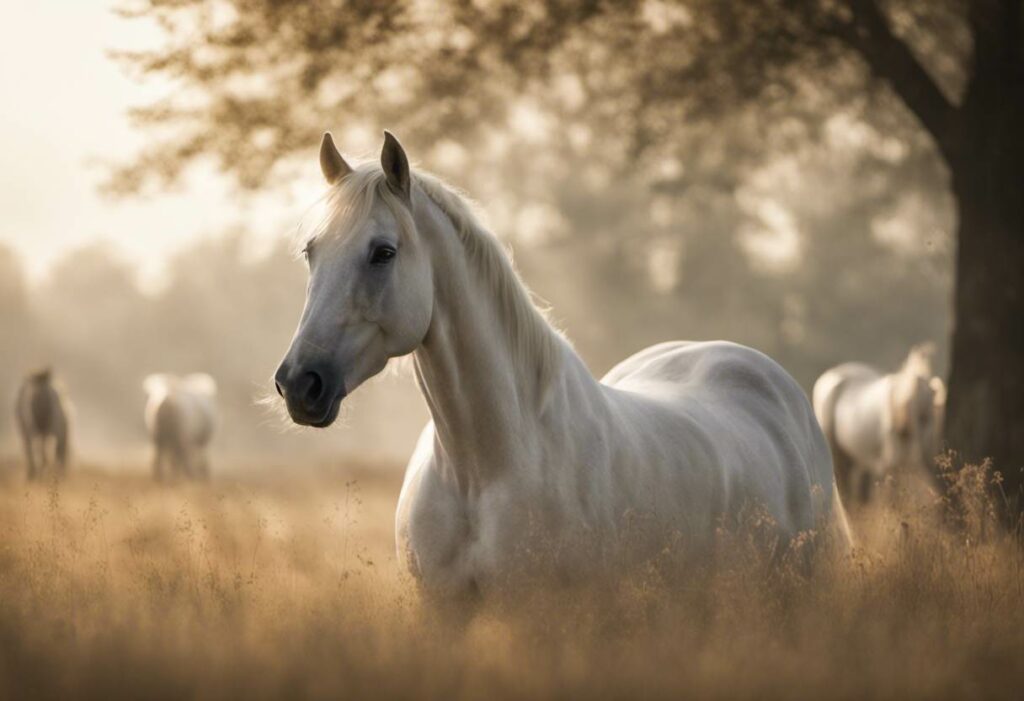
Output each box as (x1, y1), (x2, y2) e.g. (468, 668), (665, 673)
(112, 0), (1023, 515)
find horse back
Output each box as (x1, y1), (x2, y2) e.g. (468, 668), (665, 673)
(601, 340), (834, 529)
(603, 341), (811, 421)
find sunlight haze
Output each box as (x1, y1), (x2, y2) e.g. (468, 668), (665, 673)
(0, 1), (301, 288)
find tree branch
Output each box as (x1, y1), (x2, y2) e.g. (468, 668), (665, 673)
(837, 0), (960, 161)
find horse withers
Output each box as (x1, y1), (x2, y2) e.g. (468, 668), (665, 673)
(14, 368), (72, 480)
(813, 345), (945, 507)
(143, 373), (217, 481)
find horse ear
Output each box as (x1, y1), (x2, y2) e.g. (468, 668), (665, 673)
(320, 132), (352, 185)
(381, 130), (411, 200)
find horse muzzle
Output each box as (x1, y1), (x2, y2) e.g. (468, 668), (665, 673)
(274, 360), (347, 428)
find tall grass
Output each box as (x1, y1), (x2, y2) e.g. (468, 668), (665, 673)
(0, 458), (1022, 700)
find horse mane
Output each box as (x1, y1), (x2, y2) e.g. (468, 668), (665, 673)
(307, 163), (565, 395)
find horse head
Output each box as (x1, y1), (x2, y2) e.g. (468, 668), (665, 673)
(274, 132), (434, 427)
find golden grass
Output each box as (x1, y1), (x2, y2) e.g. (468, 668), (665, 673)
(1, 457), (1022, 700)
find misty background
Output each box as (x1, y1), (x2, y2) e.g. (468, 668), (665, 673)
(0, 1), (959, 471)
(0, 124), (952, 467)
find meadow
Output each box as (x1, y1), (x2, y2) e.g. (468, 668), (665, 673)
(1, 456), (1022, 700)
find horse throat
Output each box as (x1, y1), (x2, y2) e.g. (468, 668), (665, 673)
(410, 198), (565, 481)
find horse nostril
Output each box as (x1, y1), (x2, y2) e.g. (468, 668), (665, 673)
(302, 371), (324, 405)
(274, 380), (284, 397)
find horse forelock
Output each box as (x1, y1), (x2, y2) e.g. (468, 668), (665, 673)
(295, 163), (415, 257)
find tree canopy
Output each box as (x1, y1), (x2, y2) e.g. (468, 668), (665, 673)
(110, 0), (969, 194)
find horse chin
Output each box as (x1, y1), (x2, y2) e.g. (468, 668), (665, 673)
(290, 393), (344, 429)
(309, 403), (340, 428)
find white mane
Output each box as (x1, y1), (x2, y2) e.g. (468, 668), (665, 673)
(305, 163), (565, 392)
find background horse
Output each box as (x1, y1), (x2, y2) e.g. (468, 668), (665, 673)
(813, 345), (944, 507)
(143, 373), (217, 481)
(14, 368), (71, 480)
(275, 132), (851, 611)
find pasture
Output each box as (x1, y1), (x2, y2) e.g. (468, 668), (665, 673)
(2, 2), (1022, 699)
(1, 457), (1022, 700)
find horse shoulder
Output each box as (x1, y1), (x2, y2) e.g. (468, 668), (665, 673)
(396, 424), (476, 601)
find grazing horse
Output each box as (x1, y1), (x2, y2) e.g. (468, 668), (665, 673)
(143, 373), (217, 481)
(14, 368), (71, 480)
(813, 345), (944, 507)
(275, 131), (851, 610)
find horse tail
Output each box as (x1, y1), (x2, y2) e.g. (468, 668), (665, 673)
(829, 479), (855, 553)
(55, 420), (69, 473)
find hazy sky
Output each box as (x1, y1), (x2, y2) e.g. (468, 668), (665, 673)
(0, 1), (310, 288)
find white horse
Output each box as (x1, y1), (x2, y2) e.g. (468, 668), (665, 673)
(275, 132), (851, 609)
(813, 345), (944, 506)
(14, 368), (71, 480)
(143, 373), (217, 481)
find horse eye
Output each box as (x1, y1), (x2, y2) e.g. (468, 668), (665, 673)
(369, 244), (397, 266)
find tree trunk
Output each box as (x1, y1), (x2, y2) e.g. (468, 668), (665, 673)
(944, 93), (1024, 522)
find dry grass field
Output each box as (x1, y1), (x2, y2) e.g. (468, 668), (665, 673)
(1, 456), (1022, 700)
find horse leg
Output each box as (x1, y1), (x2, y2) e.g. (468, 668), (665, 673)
(36, 435), (51, 476)
(55, 430), (69, 478)
(173, 443), (191, 480)
(420, 583), (480, 634)
(176, 445), (194, 480)
(194, 451), (211, 481)
(152, 444), (167, 482)
(832, 448), (855, 506)
(858, 470), (874, 505)
(22, 435), (39, 482)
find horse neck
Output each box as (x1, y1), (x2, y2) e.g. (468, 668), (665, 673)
(410, 194), (596, 486)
